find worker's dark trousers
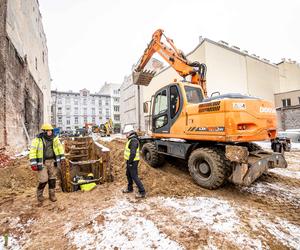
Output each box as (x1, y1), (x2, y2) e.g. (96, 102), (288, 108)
(126, 161), (145, 194)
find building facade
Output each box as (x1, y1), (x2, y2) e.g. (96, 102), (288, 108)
(98, 83), (121, 132)
(0, 0), (51, 151)
(51, 89), (111, 131)
(120, 58), (164, 132)
(275, 60), (300, 130)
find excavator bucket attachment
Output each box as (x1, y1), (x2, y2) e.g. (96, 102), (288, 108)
(132, 70), (156, 86)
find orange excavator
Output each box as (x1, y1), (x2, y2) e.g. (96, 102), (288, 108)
(133, 29), (287, 189)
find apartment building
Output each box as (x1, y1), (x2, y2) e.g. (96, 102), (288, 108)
(98, 83), (121, 132)
(51, 89), (111, 131)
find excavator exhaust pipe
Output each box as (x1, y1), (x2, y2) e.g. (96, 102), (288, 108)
(132, 70), (156, 86)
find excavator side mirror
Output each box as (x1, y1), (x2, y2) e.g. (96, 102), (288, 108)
(211, 91), (220, 97)
(143, 102), (149, 113)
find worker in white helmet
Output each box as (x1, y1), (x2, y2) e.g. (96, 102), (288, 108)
(122, 125), (146, 198)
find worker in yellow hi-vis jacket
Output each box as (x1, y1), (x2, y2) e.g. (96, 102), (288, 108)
(29, 123), (65, 203)
(122, 125), (146, 198)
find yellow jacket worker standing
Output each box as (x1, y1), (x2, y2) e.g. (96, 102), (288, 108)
(29, 124), (65, 203)
(122, 125), (146, 198)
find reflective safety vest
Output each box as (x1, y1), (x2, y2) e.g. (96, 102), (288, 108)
(78, 180), (97, 191)
(29, 136), (65, 167)
(124, 139), (140, 161)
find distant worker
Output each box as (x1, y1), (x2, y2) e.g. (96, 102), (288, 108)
(122, 125), (146, 198)
(29, 123), (65, 203)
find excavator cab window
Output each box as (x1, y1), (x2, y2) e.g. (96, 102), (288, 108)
(154, 90), (167, 115)
(170, 86), (180, 119)
(185, 86), (203, 103)
(153, 89), (168, 130)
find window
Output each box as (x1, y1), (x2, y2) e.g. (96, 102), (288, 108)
(66, 119), (70, 125)
(114, 106), (120, 112)
(74, 117), (78, 124)
(155, 115), (168, 129)
(185, 86), (203, 103)
(83, 108), (87, 115)
(92, 99), (95, 105)
(282, 98), (291, 107)
(92, 108), (95, 115)
(57, 107), (62, 114)
(105, 98), (109, 105)
(113, 97), (119, 103)
(84, 117), (87, 123)
(58, 116), (62, 123)
(66, 106), (71, 116)
(114, 114), (120, 121)
(99, 109), (102, 114)
(83, 99), (87, 105)
(57, 98), (62, 104)
(92, 117), (95, 123)
(154, 90), (167, 115)
(170, 86), (180, 119)
(74, 100), (78, 105)
(106, 108), (109, 115)
(74, 107), (78, 114)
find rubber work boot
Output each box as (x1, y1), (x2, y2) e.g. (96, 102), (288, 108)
(122, 189), (133, 194)
(49, 189), (57, 202)
(37, 182), (47, 203)
(135, 192), (146, 199)
(48, 179), (57, 202)
(37, 189), (44, 202)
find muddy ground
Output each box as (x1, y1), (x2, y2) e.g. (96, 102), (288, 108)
(0, 139), (299, 249)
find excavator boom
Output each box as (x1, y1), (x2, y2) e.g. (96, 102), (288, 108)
(133, 29), (207, 97)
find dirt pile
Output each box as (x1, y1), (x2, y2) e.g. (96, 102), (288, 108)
(102, 139), (212, 197)
(0, 157), (37, 198)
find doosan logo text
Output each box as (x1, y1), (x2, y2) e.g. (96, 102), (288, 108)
(259, 107), (275, 113)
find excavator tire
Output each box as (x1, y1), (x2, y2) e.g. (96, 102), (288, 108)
(188, 147), (228, 189)
(142, 142), (165, 168)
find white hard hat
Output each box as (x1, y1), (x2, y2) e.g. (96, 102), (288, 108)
(123, 125), (134, 134)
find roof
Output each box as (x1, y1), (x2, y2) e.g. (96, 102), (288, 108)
(154, 37), (278, 77)
(51, 90), (110, 98)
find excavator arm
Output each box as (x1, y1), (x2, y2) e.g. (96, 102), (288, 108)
(133, 29), (207, 97)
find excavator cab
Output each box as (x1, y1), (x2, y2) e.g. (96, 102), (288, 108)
(151, 82), (204, 134)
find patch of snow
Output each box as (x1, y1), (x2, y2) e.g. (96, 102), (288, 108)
(93, 141), (110, 152)
(291, 143), (300, 150)
(0, 235), (22, 250)
(268, 168), (300, 179)
(67, 199), (183, 250)
(261, 218), (300, 249)
(157, 197), (262, 249)
(242, 182), (300, 207)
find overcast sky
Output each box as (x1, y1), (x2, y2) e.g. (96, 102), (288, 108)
(39, 0), (300, 93)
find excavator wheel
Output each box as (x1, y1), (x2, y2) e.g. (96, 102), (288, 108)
(142, 142), (165, 168)
(188, 147), (229, 189)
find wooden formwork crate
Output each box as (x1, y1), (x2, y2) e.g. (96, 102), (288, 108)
(60, 136), (112, 192)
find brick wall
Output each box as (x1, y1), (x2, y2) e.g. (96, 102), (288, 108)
(0, 1), (43, 151)
(277, 105), (300, 130)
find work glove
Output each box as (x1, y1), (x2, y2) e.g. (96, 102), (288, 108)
(31, 165), (38, 171)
